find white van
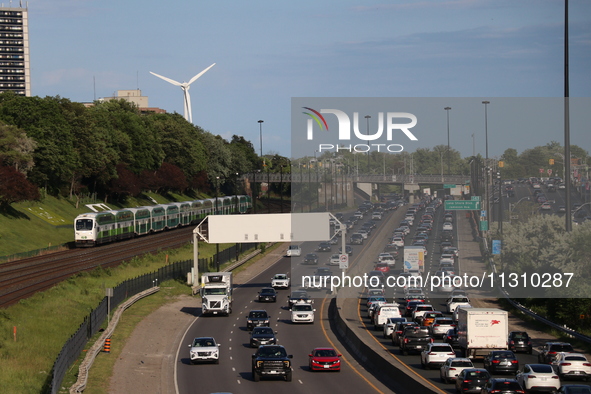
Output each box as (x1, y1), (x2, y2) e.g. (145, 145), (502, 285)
(286, 245), (301, 257)
(373, 303), (402, 330)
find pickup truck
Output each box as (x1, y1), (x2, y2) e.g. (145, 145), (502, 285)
(252, 345), (293, 382)
(399, 326), (433, 355)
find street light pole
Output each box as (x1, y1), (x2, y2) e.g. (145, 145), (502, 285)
(365, 115), (371, 174)
(482, 101), (490, 234)
(258, 120), (264, 169)
(445, 107), (451, 175)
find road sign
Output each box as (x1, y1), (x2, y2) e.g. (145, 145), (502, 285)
(547, 169), (553, 175)
(444, 200), (480, 210)
(539, 168), (544, 173)
(479, 220), (488, 231)
(471, 196), (481, 201)
(339, 254), (349, 269)
(481, 210), (486, 217)
(444, 184), (456, 189)
(492, 240), (502, 255)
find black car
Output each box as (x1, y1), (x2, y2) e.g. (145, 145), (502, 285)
(538, 342), (575, 364)
(246, 310), (271, 330)
(444, 327), (459, 348)
(287, 290), (312, 308)
(558, 385), (591, 393)
(481, 378), (524, 394)
(317, 242), (332, 252)
(250, 327), (278, 348)
(339, 245), (353, 256)
(508, 331), (532, 354)
(455, 368), (491, 393)
(483, 350), (519, 374)
(252, 345), (293, 382)
(350, 233), (364, 245)
(303, 253), (319, 265)
(440, 230), (454, 242)
(258, 287), (277, 302)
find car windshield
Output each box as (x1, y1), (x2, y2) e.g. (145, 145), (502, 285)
(565, 355), (588, 361)
(75, 219), (93, 231)
(466, 370), (490, 378)
(512, 332), (528, 339)
(192, 338), (215, 347)
(313, 349), (337, 357)
(551, 344), (574, 352)
(258, 347), (287, 358)
(260, 289), (275, 295)
(203, 288), (226, 295)
(292, 304), (313, 311)
(452, 361), (473, 367)
(253, 327), (273, 335)
(274, 275), (287, 279)
(249, 311), (268, 318)
(493, 381), (521, 389)
(431, 346), (452, 352)
(492, 352), (515, 359)
(291, 292), (307, 298)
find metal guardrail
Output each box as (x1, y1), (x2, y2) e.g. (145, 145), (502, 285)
(244, 173), (469, 184)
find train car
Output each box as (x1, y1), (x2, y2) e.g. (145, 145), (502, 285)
(74, 195), (251, 247)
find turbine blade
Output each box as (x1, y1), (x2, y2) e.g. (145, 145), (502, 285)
(188, 63), (216, 85)
(149, 71), (182, 87)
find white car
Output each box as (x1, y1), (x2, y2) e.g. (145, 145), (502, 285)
(442, 222), (453, 231)
(421, 343), (456, 369)
(357, 229), (369, 239)
(390, 237), (404, 248)
(329, 254), (341, 266)
(286, 245), (301, 257)
(447, 296), (470, 314)
(430, 317), (456, 338)
(188, 336), (220, 364)
(540, 202), (552, 210)
(516, 364), (561, 392)
(439, 357), (474, 383)
(271, 273), (290, 289)
(552, 352), (591, 379)
(291, 302), (315, 323)
(383, 317), (407, 339)
(378, 253), (396, 267)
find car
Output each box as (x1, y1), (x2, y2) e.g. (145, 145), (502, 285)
(367, 288), (385, 297)
(404, 300), (423, 317)
(339, 245), (353, 256)
(420, 342), (456, 369)
(390, 236), (405, 248)
(538, 342), (575, 364)
(366, 270), (386, 289)
(421, 311), (444, 327)
(366, 295), (387, 308)
(558, 183), (566, 190)
(442, 246), (459, 258)
(541, 202), (552, 210)
(305, 267), (333, 290)
(400, 325), (433, 355)
(374, 262), (390, 273)
(250, 327), (278, 348)
(271, 274), (290, 289)
(251, 345), (293, 382)
(350, 233), (364, 245)
(445, 327), (459, 347)
(440, 230), (454, 242)
(258, 287), (277, 302)
(430, 317), (455, 338)
(507, 331), (532, 354)
(308, 347), (342, 372)
(188, 336), (220, 364)
(442, 222), (453, 231)
(453, 304), (473, 322)
(371, 211), (383, 220)
(287, 290), (312, 307)
(291, 301), (315, 323)
(373, 303), (402, 330)
(317, 242), (332, 252)
(392, 321), (418, 345)
(286, 245), (301, 257)
(383, 317), (407, 339)
(481, 378), (525, 394)
(447, 296), (471, 314)
(516, 363), (561, 392)
(378, 252), (396, 266)
(455, 368), (491, 393)
(303, 253), (319, 265)
(483, 350), (519, 374)
(440, 357), (474, 383)
(440, 241), (453, 253)
(357, 229), (369, 239)
(328, 253), (341, 266)
(558, 385), (591, 393)
(552, 352), (591, 380)
(246, 310), (271, 330)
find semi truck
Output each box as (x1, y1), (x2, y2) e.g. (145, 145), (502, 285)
(200, 272), (233, 316)
(457, 308), (508, 358)
(403, 246), (425, 274)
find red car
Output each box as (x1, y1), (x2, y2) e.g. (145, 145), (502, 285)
(375, 262), (390, 273)
(309, 347), (342, 371)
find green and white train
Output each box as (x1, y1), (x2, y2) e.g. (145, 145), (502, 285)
(74, 195), (251, 247)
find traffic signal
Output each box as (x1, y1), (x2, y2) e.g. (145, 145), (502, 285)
(549, 158), (555, 165)
(498, 161), (504, 168)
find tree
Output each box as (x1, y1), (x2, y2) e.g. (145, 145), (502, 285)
(0, 165), (39, 206)
(0, 123), (36, 173)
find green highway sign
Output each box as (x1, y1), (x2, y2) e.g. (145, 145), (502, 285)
(471, 196), (481, 201)
(444, 184), (456, 188)
(444, 200), (481, 210)
(479, 220), (488, 231)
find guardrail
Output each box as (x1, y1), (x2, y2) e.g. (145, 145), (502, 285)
(244, 172), (469, 184)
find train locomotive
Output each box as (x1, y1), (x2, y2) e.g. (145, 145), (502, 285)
(74, 195), (251, 247)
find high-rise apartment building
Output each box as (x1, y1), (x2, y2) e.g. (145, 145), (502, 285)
(0, 4), (29, 96)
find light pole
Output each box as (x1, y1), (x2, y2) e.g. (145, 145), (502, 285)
(509, 196), (530, 224)
(258, 120), (264, 169)
(482, 101), (490, 234)
(365, 115), (371, 174)
(445, 107), (451, 175)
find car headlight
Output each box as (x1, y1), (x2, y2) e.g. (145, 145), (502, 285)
(283, 361), (290, 368)
(247, 320), (253, 323)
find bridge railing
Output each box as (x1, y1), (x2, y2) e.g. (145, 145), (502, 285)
(244, 173), (469, 184)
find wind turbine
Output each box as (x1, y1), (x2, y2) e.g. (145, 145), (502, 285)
(150, 63), (216, 123)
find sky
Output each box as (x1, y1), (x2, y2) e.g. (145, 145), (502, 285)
(26, 0), (591, 161)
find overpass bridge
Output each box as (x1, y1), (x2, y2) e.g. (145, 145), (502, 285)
(243, 172), (470, 210)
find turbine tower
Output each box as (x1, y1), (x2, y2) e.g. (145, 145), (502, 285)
(150, 63), (216, 123)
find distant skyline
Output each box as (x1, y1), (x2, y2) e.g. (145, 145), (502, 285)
(28, 0), (591, 159)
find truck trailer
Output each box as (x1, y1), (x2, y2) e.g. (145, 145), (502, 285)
(457, 308), (508, 358)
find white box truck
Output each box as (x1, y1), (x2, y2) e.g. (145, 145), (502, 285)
(403, 246), (425, 274)
(200, 272), (233, 316)
(457, 308), (508, 358)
